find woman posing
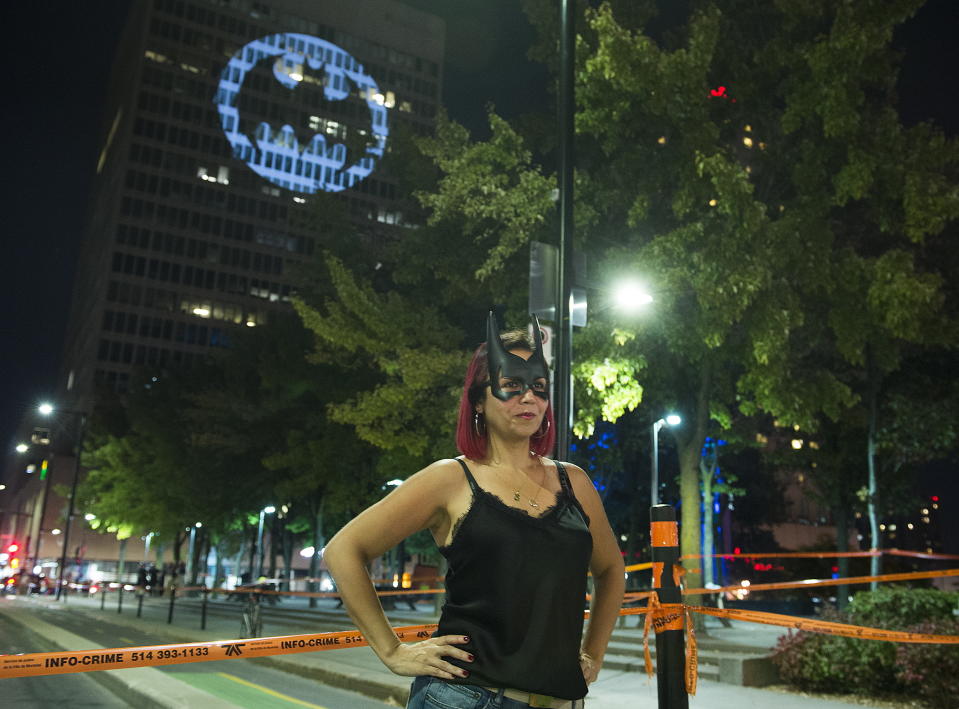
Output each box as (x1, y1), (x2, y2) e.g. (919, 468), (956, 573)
(324, 313), (625, 709)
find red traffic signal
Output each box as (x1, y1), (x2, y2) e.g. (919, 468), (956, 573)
(6, 543), (19, 553)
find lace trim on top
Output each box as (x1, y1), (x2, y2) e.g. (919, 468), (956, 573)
(440, 483), (566, 554)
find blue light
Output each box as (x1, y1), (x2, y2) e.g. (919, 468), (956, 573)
(214, 33), (389, 194)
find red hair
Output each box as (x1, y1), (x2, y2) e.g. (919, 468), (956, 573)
(455, 339), (556, 460)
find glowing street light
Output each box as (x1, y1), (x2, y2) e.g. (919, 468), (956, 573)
(15, 443), (29, 454)
(38, 403), (54, 416)
(612, 280), (654, 313)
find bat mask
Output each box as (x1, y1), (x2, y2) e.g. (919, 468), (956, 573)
(486, 311), (550, 402)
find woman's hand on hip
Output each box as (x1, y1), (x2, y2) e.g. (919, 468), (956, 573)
(382, 635), (474, 679)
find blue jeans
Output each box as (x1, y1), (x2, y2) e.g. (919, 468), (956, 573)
(405, 676), (584, 709)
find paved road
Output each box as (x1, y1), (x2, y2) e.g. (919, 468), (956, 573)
(2, 601), (392, 709)
(0, 610), (129, 708)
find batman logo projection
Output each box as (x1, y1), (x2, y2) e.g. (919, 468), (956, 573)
(214, 33), (389, 194)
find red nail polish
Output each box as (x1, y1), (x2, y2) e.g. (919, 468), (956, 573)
(468, 654), (474, 662)
(462, 670), (470, 677)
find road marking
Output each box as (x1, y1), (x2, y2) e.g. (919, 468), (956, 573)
(216, 672), (329, 708)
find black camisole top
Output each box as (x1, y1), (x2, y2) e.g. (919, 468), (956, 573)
(435, 458), (593, 700)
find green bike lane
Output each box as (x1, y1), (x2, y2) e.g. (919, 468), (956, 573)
(1, 598), (392, 709)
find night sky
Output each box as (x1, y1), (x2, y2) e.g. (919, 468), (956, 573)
(1, 0), (957, 466)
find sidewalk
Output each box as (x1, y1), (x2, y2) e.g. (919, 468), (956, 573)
(1, 593), (887, 708)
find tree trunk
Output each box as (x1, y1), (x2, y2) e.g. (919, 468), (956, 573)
(678, 362), (711, 594)
(117, 538), (128, 583)
(721, 495), (733, 586)
(268, 513), (278, 579)
(866, 350), (881, 590)
(835, 505), (850, 610)
(233, 539), (246, 588)
(309, 503), (325, 609)
(701, 460), (715, 587)
(247, 522), (257, 581)
(213, 539), (225, 591)
(281, 525), (294, 591)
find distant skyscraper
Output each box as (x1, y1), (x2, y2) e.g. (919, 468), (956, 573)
(60, 0), (444, 406)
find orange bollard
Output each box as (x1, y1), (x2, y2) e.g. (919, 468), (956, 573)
(650, 504), (688, 709)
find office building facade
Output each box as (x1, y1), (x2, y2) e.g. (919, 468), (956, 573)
(61, 0), (444, 407)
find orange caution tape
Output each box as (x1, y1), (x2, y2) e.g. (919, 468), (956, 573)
(884, 548), (959, 561)
(683, 567), (959, 597)
(680, 548), (959, 561)
(640, 592), (697, 695)
(688, 606), (959, 644)
(681, 551), (879, 559)
(0, 623), (438, 679)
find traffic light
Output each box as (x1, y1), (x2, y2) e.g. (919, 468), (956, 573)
(7, 543), (18, 553)
(40, 459), (49, 481)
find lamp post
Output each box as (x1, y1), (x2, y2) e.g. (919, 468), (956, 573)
(255, 506), (275, 579)
(651, 415), (682, 507)
(38, 403), (87, 601)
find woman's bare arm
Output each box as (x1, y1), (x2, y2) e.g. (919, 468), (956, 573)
(323, 459), (473, 679)
(567, 463), (626, 683)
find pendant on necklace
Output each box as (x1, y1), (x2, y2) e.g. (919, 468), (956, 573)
(513, 491), (521, 502)
(528, 499), (540, 509)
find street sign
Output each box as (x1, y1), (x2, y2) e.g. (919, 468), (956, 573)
(529, 241), (588, 326)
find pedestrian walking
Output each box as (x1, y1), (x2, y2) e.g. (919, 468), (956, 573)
(325, 312), (625, 708)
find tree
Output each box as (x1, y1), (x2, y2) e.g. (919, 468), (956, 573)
(400, 0), (959, 592)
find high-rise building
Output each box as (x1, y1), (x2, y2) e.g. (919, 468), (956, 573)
(60, 0), (445, 408)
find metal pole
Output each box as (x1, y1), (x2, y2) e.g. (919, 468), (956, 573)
(651, 420), (663, 506)
(117, 586), (123, 614)
(137, 593), (144, 618)
(555, 0), (576, 461)
(650, 504), (688, 709)
(167, 587), (176, 624)
(101, 587), (106, 610)
(31, 456), (54, 572)
(56, 413), (86, 601)
(201, 589), (208, 630)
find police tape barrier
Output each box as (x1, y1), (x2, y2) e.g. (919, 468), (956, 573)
(682, 567), (959, 597)
(0, 623), (439, 679)
(688, 606), (959, 644)
(678, 548), (959, 561)
(4, 601), (958, 681)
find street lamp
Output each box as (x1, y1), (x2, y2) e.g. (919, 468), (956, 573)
(612, 280), (654, 313)
(255, 506), (275, 579)
(651, 414), (682, 507)
(39, 402), (87, 600)
(15, 443), (29, 454)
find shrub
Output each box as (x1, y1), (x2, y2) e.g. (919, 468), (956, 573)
(895, 617), (959, 709)
(771, 587), (959, 698)
(849, 587), (957, 629)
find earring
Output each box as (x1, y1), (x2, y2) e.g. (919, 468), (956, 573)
(473, 412), (485, 437)
(533, 417), (551, 439)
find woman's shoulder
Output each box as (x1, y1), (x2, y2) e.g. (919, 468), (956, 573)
(408, 458), (470, 485)
(547, 459), (595, 493)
